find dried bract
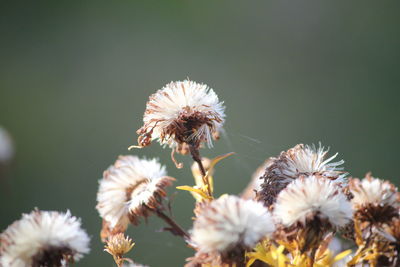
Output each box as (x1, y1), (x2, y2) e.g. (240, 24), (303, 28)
(104, 233), (134, 259)
(105, 233), (135, 266)
(0, 209), (90, 267)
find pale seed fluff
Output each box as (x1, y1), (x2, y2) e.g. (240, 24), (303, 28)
(273, 176), (352, 228)
(191, 195), (275, 254)
(0, 210), (90, 267)
(136, 80), (225, 150)
(268, 144), (346, 182)
(96, 155), (174, 234)
(0, 127), (14, 163)
(349, 174), (399, 209)
(258, 143), (346, 206)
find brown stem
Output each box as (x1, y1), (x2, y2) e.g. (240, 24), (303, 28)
(308, 246), (317, 267)
(153, 207), (189, 239)
(188, 144), (212, 197)
(189, 144), (206, 176)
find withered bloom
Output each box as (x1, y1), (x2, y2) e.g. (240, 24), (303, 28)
(0, 209), (90, 267)
(136, 80), (225, 155)
(257, 144), (346, 207)
(188, 195), (274, 266)
(104, 233), (134, 259)
(104, 233), (135, 266)
(96, 156), (175, 240)
(273, 176), (352, 253)
(349, 173), (399, 225)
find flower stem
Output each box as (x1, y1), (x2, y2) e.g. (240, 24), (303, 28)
(188, 144), (212, 197)
(154, 207), (189, 240)
(308, 247), (317, 267)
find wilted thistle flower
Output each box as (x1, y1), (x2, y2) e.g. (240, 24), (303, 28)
(96, 156), (175, 240)
(0, 209), (90, 267)
(189, 195), (275, 265)
(104, 233), (134, 266)
(273, 176), (352, 252)
(136, 80), (225, 155)
(257, 143), (346, 207)
(349, 173), (399, 225)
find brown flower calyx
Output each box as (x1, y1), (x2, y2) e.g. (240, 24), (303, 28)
(31, 246), (74, 267)
(127, 176), (175, 226)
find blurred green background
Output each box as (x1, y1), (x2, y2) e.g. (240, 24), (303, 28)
(1, 1), (399, 266)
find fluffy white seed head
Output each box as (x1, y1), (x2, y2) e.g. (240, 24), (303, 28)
(96, 156), (174, 234)
(136, 80), (225, 151)
(258, 144), (346, 207)
(349, 174), (399, 225)
(269, 144), (346, 182)
(191, 195), (275, 254)
(273, 176), (352, 228)
(0, 210), (90, 267)
(349, 174), (399, 209)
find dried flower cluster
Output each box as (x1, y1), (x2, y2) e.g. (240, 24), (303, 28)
(2, 80), (399, 267)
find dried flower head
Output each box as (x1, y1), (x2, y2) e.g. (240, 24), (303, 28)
(136, 80), (225, 154)
(349, 173), (399, 224)
(0, 126), (14, 163)
(257, 144), (346, 207)
(189, 195), (275, 265)
(274, 175), (352, 228)
(104, 233), (135, 259)
(96, 155), (175, 239)
(105, 233), (135, 266)
(273, 176), (352, 252)
(0, 209), (90, 267)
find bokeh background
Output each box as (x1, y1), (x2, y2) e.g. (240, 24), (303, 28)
(1, 1), (399, 266)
